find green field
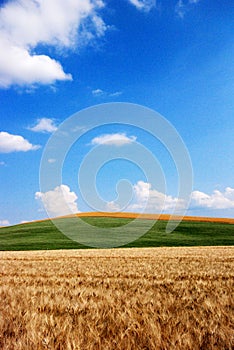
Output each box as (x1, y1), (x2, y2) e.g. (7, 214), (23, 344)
(0, 216), (233, 250)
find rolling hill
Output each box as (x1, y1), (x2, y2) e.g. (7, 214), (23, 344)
(0, 213), (233, 250)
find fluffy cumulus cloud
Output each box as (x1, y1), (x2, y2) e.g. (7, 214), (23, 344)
(191, 187), (234, 210)
(127, 182), (234, 213)
(128, 0), (155, 12)
(0, 0), (107, 88)
(91, 133), (137, 146)
(35, 184), (79, 217)
(128, 181), (185, 212)
(0, 131), (40, 153)
(29, 118), (58, 133)
(0, 219), (10, 226)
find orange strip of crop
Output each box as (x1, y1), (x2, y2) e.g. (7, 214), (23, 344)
(19, 212), (234, 226)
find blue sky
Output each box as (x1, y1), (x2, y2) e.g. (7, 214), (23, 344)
(0, 0), (234, 225)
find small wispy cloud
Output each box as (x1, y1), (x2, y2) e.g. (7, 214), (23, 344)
(48, 158), (56, 164)
(29, 118), (58, 133)
(109, 91), (123, 97)
(175, 0), (200, 18)
(175, 0), (184, 18)
(71, 125), (88, 132)
(0, 219), (10, 226)
(91, 133), (137, 146)
(106, 201), (120, 212)
(92, 88), (123, 98)
(0, 131), (40, 153)
(128, 0), (156, 12)
(92, 88), (105, 97)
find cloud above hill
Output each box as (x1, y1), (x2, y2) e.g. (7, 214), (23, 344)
(35, 182), (234, 219)
(0, 219), (10, 226)
(191, 188), (234, 209)
(128, 181), (186, 212)
(130, 182), (234, 212)
(0, 0), (107, 88)
(35, 184), (79, 217)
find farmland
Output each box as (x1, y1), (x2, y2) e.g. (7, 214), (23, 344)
(0, 214), (234, 250)
(1, 247), (234, 349)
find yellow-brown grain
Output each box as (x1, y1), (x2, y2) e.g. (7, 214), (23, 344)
(0, 247), (233, 349)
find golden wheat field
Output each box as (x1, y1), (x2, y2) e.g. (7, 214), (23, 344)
(0, 247), (234, 350)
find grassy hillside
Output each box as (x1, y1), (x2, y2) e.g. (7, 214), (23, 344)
(0, 216), (233, 250)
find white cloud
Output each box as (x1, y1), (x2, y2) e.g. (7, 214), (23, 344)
(91, 133), (137, 146)
(128, 0), (155, 12)
(29, 118), (58, 133)
(0, 219), (10, 226)
(71, 125), (88, 133)
(191, 187), (234, 210)
(128, 182), (234, 213)
(175, 0), (187, 18)
(48, 158), (56, 164)
(109, 91), (122, 97)
(0, 40), (72, 88)
(35, 184), (79, 217)
(0, 0), (107, 88)
(128, 181), (185, 212)
(175, 0), (200, 18)
(92, 88), (122, 97)
(92, 88), (105, 97)
(0, 131), (40, 153)
(106, 201), (120, 212)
